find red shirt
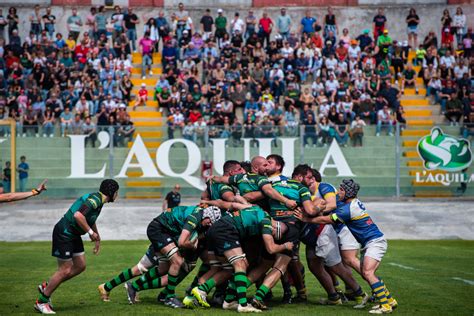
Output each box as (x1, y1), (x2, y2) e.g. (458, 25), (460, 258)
(138, 88), (148, 99)
(259, 17), (273, 33)
(311, 34), (323, 49)
(74, 45), (89, 64)
(189, 111), (202, 123)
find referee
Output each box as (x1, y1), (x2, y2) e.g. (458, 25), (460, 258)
(162, 184), (181, 211)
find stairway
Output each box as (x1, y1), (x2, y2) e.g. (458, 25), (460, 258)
(125, 52), (164, 199)
(399, 51), (450, 197)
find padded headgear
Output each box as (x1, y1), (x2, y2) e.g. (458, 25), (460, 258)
(202, 206), (222, 224)
(340, 179), (360, 200)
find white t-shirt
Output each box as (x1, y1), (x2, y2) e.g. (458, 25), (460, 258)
(325, 57), (338, 71)
(280, 47), (294, 59)
(231, 18), (245, 33)
(325, 79), (339, 92)
(348, 46), (361, 59)
(262, 100), (275, 113)
(440, 55), (455, 68)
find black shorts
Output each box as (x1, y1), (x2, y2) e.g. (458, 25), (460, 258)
(147, 220), (177, 254)
(276, 222), (301, 257)
(207, 217), (241, 256)
(51, 220), (84, 260)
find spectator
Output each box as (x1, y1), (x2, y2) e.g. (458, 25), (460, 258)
(163, 184), (181, 210)
(60, 106), (73, 136)
(445, 91), (463, 125)
(66, 8), (83, 42)
(215, 9), (227, 48)
(406, 8), (420, 49)
(401, 63), (419, 94)
(396, 106), (407, 130)
(139, 32), (154, 79)
(376, 105), (394, 136)
(258, 12), (273, 47)
(124, 7), (139, 52)
(118, 114), (135, 146)
(0, 9), (7, 40)
(350, 115), (366, 147)
(372, 7), (387, 41)
(42, 107), (55, 137)
(334, 113), (349, 146)
(441, 9), (454, 49)
(318, 116), (331, 145)
(29, 5), (42, 39)
(324, 7), (338, 41)
(200, 9), (214, 41)
(17, 156), (29, 192)
(300, 10), (316, 37)
(245, 9), (257, 40)
(303, 113), (318, 147)
(2, 161), (11, 193)
(7, 7), (19, 42)
(277, 8), (291, 40)
(71, 113), (83, 134)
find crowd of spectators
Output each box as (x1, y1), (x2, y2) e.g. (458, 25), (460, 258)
(0, 4), (472, 148)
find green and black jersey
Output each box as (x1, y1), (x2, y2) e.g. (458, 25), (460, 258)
(228, 173), (271, 210)
(206, 181), (236, 201)
(60, 192), (105, 238)
(156, 205), (204, 236)
(268, 179), (312, 222)
(228, 205), (273, 239)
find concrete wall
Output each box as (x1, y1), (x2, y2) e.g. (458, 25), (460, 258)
(2, 4), (472, 46)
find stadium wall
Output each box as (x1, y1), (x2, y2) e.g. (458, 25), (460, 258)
(1, 3), (472, 46)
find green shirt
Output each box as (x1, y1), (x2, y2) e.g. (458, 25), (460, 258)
(377, 34), (392, 47)
(229, 205), (273, 239)
(62, 192), (104, 236)
(228, 173), (269, 195)
(207, 181), (236, 201)
(157, 205), (203, 236)
(268, 179), (311, 222)
(403, 69), (416, 80)
(215, 16), (227, 30)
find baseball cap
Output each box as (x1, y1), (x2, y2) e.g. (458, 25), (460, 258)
(383, 29), (388, 34)
(363, 29), (369, 34)
(217, 8), (223, 13)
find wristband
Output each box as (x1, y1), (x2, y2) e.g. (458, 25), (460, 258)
(88, 228), (94, 235)
(32, 189), (39, 196)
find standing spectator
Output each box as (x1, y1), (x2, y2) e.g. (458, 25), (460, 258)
(372, 7), (387, 41)
(441, 9), (453, 49)
(162, 184), (181, 210)
(277, 8), (291, 40)
(7, 7), (19, 42)
(175, 2), (189, 41)
(2, 161), (11, 193)
(324, 7), (338, 42)
(67, 8), (83, 42)
(95, 6), (107, 40)
(215, 9), (227, 48)
(17, 156), (29, 192)
(350, 115), (366, 147)
(111, 6), (124, 41)
(244, 9), (257, 40)
(42, 7), (56, 41)
(0, 9), (7, 40)
(335, 113), (349, 146)
(85, 7), (96, 40)
(200, 9), (214, 41)
(445, 92), (463, 126)
(453, 7), (466, 47)
(231, 12), (245, 36)
(124, 7), (139, 52)
(463, 28), (472, 58)
(376, 105), (394, 136)
(30, 5), (42, 39)
(300, 10), (316, 37)
(406, 8), (420, 49)
(258, 12), (273, 47)
(139, 32), (154, 79)
(156, 11), (169, 48)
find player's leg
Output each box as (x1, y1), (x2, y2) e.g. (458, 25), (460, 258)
(287, 255), (307, 302)
(338, 226), (361, 275)
(306, 247), (341, 305)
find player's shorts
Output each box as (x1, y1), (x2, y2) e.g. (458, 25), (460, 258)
(316, 225), (342, 267)
(51, 220), (84, 260)
(147, 220), (177, 253)
(337, 225), (360, 251)
(207, 217), (241, 256)
(361, 237), (387, 262)
(276, 221), (300, 258)
(137, 244), (166, 273)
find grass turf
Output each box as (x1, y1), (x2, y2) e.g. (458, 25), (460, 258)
(0, 240), (473, 315)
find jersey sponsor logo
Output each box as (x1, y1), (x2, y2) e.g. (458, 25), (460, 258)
(223, 242), (231, 249)
(88, 197), (98, 209)
(65, 251), (70, 256)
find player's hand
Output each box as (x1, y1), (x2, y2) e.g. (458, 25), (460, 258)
(285, 199), (297, 209)
(93, 240), (101, 255)
(284, 242), (294, 251)
(191, 238), (199, 250)
(36, 179), (48, 193)
(294, 208), (308, 222)
(89, 231), (100, 242)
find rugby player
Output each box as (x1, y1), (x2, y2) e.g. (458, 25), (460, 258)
(0, 179), (47, 203)
(35, 179), (119, 315)
(197, 199), (293, 313)
(125, 205), (222, 308)
(296, 179), (397, 314)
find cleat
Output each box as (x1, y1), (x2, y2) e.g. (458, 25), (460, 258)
(34, 300), (55, 314)
(389, 299), (398, 310)
(183, 295), (199, 309)
(318, 297), (342, 305)
(238, 304), (262, 313)
(251, 298), (268, 311)
(281, 292), (292, 304)
(163, 296), (185, 308)
(210, 292), (225, 307)
(292, 294), (308, 303)
(191, 287), (210, 308)
(223, 300), (239, 310)
(98, 283), (110, 302)
(157, 291), (167, 303)
(124, 282), (137, 304)
(354, 292), (370, 308)
(369, 305), (393, 314)
(38, 282), (53, 308)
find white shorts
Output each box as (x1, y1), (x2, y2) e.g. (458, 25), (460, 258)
(338, 225), (360, 250)
(316, 225), (342, 267)
(137, 253), (167, 273)
(362, 237), (387, 262)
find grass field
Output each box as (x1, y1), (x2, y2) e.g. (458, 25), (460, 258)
(0, 240), (473, 315)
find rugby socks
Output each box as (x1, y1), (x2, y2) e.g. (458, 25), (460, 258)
(234, 272), (249, 306)
(189, 263), (210, 289)
(371, 281), (390, 309)
(254, 284), (270, 302)
(104, 268), (134, 292)
(38, 293), (50, 304)
(198, 277), (216, 294)
(164, 273), (179, 298)
(224, 280), (237, 302)
(379, 278), (394, 303)
(131, 267), (160, 291)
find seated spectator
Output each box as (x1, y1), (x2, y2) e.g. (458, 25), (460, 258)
(379, 80), (401, 110)
(22, 104), (38, 137)
(334, 113), (349, 146)
(445, 91), (463, 126)
(318, 116), (331, 146)
(401, 63), (418, 94)
(82, 116), (97, 147)
(230, 118), (243, 146)
(182, 120), (195, 141)
(133, 83), (148, 110)
(396, 106), (407, 130)
(71, 113), (83, 134)
(60, 107), (73, 136)
(193, 116), (207, 146)
(303, 113), (317, 147)
(376, 105), (394, 136)
(350, 115), (366, 147)
(438, 80), (457, 113)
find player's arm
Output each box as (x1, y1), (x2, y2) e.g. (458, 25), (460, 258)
(242, 191), (265, 203)
(221, 191), (250, 204)
(178, 229), (197, 250)
(0, 179), (47, 203)
(211, 175), (230, 184)
(201, 199), (249, 211)
(294, 208), (340, 225)
(261, 183), (297, 209)
(262, 234), (292, 254)
(201, 189), (210, 200)
(73, 204), (100, 241)
(91, 223), (101, 255)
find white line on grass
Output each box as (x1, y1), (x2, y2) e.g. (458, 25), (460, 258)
(452, 277), (474, 285)
(387, 262), (417, 270)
